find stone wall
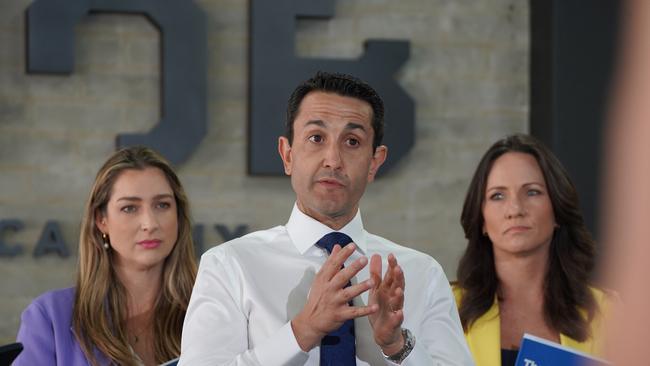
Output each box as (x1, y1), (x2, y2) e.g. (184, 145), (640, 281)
(0, 0), (528, 342)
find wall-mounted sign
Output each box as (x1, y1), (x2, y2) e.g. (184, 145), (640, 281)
(26, 0), (207, 165)
(249, 0), (415, 175)
(25, 0), (414, 174)
(16, 0), (416, 257)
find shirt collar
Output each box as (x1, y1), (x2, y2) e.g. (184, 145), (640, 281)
(286, 203), (367, 255)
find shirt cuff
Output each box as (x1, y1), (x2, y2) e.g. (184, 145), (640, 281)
(253, 322), (309, 366)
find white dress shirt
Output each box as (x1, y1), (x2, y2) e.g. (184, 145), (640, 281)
(179, 204), (473, 365)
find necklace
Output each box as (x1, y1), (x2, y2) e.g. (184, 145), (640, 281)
(127, 313), (152, 345)
(129, 328), (146, 345)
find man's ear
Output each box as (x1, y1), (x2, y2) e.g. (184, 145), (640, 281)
(368, 145), (388, 182)
(278, 136), (293, 176)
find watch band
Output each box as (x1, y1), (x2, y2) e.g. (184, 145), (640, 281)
(383, 328), (415, 364)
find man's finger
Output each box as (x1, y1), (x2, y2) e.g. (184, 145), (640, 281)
(387, 253), (398, 268)
(320, 243), (355, 279)
(389, 264), (404, 291)
(389, 286), (405, 311)
(384, 254), (400, 284)
(332, 242), (357, 264)
(339, 279), (374, 304)
(388, 255), (404, 291)
(331, 255), (368, 289)
(383, 265), (395, 289)
(330, 244), (342, 255)
(341, 304), (379, 320)
(369, 254), (383, 288)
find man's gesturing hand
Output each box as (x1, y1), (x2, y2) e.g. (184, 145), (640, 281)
(368, 253), (406, 356)
(291, 243), (378, 352)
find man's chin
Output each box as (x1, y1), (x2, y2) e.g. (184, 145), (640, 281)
(316, 205), (346, 218)
(298, 195), (355, 217)
(312, 200), (350, 219)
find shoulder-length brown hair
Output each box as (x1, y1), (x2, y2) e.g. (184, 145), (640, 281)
(73, 146), (197, 365)
(456, 134), (596, 341)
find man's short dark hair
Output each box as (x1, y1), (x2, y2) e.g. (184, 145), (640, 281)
(286, 71), (385, 151)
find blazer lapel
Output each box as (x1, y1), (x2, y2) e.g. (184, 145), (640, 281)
(466, 300), (501, 366)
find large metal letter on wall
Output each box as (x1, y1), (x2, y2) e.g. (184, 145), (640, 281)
(249, 0), (415, 175)
(26, 0), (207, 165)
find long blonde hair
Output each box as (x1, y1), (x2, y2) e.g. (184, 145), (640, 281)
(73, 146), (197, 365)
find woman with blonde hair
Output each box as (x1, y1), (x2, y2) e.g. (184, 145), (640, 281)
(15, 146), (197, 365)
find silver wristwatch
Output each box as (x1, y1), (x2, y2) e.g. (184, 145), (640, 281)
(382, 328), (415, 364)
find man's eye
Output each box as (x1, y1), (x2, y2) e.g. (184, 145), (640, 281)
(308, 135), (323, 143)
(346, 138), (360, 147)
(121, 205), (137, 213)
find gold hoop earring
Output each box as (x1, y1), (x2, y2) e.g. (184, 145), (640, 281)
(102, 233), (110, 250)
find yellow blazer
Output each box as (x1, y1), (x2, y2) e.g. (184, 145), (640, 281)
(452, 285), (606, 366)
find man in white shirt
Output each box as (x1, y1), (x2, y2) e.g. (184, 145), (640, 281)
(179, 72), (473, 365)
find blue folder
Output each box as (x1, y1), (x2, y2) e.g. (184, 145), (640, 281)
(159, 357), (179, 366)
(515, 333), (609, 366)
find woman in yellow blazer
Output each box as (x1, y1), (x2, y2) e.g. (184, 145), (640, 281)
(453, 135), (604, 366)
(451, 286), (607, 365)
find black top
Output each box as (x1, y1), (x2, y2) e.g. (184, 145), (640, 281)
(0, 342), (23, 366)
(501, 348), (519, 366)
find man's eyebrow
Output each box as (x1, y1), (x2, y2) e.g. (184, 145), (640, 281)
(344, 122), (366, 132)
(304, 120), (367, 131)
(304, 120), (326, 128)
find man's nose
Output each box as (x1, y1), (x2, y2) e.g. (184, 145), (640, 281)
(322, 142), (342, 169)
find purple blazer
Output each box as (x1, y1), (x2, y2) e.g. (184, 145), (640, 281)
(14, 287), (109, 366)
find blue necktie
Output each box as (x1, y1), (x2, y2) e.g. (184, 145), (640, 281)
(315, 232), (356, 366)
